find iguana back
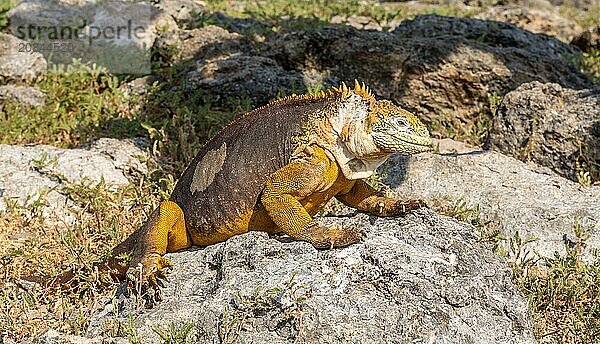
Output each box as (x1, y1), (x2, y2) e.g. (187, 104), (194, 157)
(170, 94), (336, 244)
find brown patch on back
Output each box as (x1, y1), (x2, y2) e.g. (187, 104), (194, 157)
(190, 142), (227, 194)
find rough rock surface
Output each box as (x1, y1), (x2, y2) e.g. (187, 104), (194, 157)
(0, 138), (148, 220)
(174, 23), (306, 104)
(29, 329), (113, 344)
(486, 81), (600, 182)
(476, 5), (581, 42)
(0, 85), (46, 107)
(571, 25), (600, 53)
(186, 55), (304, 104)
(383, 150), (600, 260)
(0, 33), (47, 82)
(155, 0), (207, 28)
(265, 15), (591, 125)
(178, 25), (253, 62)
(88, 210), (536, 344)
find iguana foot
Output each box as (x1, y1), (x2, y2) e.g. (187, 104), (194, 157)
(125, 254), (173, 307)
(301, 223), (366, 249)
(371, 198), (427, 217)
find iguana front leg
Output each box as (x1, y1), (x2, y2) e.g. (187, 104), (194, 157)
(260, 148), (365, 249)
(336, 180), (426, 216)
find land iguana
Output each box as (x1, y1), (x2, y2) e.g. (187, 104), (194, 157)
(109, 81), (433, 304)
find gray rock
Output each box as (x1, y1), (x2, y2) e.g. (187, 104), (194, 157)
(88, 210), (536, 344)
(186, 55), (304, 104)
(32, 329), (104, 344)
(571, 25), (600, 53)
(178, 25), (253, 62)
(383, 150), (600, 260)
(0, 85), (45, 107)
(0, 138), (149, 222)
(485, 81), (600, 182)
(266, 15), (591, 127)
(155, 0), (208, 28)
(118, 75), (161, 98)
(7, 0), (176, 74)
(0, 33), (47, 82)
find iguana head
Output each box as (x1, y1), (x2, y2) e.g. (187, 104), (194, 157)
(366, 99), (432, 155)
(324, 81), (432, 179)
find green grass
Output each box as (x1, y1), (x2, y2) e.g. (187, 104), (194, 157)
(0, 63), (131, 147)
(0, 0), (15, 32)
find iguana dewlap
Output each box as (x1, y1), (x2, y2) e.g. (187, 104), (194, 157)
(110, 81), (432, 303)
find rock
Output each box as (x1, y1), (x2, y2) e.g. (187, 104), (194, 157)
(178, 25), (253, 62)
(118, 75), (161, 98)
(0, 85), (45, 107)
(186, 55), (304, 104)
(571, 25), (600, 53)
(476, 5), (581, 42)
(330, 14), (384, 31)
(32, 329), (106, 344)
(7, 0), (177, 74)
(0, 33), (47, 82)
(485, 81), (600, 182)
(432, 138), (479, 154)
(266, 15), (591, 127)
(88, 210), (536, 344)
(177, 25), (303, 103)
(155, 0), (208, 28)
(0, 138), (149, 221)
(383, 150), (600, 260)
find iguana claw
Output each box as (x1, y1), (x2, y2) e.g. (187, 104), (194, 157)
(125, 256), (173, 308)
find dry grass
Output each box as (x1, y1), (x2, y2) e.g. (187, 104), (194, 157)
(0, 167), (171, 341)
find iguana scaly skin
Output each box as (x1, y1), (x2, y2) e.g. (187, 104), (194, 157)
(110, 81), (432, 303)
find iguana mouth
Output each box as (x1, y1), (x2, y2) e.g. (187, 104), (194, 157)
(374, 135), (433, 153)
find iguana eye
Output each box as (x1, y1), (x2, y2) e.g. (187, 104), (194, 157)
(391, 117), (410, 128)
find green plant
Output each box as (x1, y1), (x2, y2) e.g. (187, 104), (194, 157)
(512, 223), (600, 343)
(153, 322), (195, 344)
(0, 0), (14, 32)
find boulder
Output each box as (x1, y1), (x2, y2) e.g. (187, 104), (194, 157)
(178, 25), (253, 62)
(7, 0), (177, 74)
(0, 33), (47, 82)
(0, 138), (148, 221)
(383, 150), (600, 260)
(186, 55), (304, 104)
(0, 85), (46, 107)
(88, 210), (536, 344)
(486, 81), (600, 182)
(154, 0), (208, 28)
(265, 15), (591, 128)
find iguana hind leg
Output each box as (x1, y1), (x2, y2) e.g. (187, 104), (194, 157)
(110, 200), (191, 304)
(261, 147), (365, 249)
